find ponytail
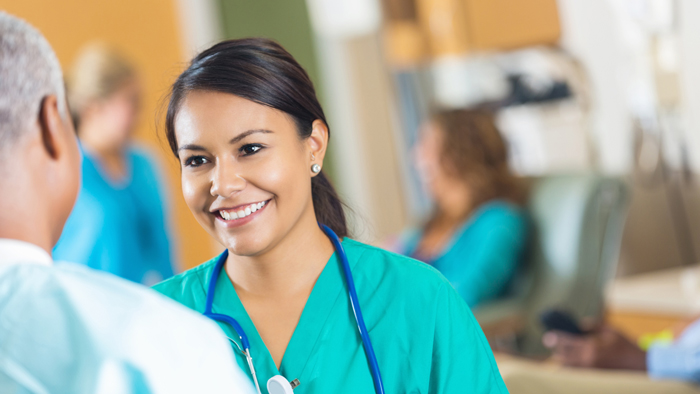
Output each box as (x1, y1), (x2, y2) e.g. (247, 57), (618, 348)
(312, 171), (347, 238)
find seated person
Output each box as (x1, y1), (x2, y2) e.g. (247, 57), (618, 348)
(0, 12), (251, 393)
(393, 109), (529, 307)
(543, 319), (700, 383)
(53, 43), (173, 285)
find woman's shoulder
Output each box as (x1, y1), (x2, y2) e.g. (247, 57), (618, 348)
(343, 239), (482, 333)
(127, 144), (158, 164)
(343, 238), (451, 293)
(477, 199), (526, 217)
(471, 200), (528, 228)
(152, 255), (220, 304)
(127, 145), (166, 180)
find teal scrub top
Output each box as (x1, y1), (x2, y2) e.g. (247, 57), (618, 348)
(153, 238), (509, 394)
(398, 201), (528, 308)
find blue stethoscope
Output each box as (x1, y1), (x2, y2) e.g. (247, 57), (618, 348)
(203, 224), (385, 394)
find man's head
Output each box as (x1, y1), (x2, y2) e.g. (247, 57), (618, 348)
(0, 12), (81, 252)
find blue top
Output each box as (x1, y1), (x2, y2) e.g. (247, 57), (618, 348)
(397, 200), (528, 308)
(648, 318), (700, 382)
(53, 146), (174, 284)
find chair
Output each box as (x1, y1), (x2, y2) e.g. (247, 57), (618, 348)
(474, 174), (630, 355)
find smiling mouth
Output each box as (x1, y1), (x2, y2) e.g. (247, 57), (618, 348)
(216, 199), (270, 221)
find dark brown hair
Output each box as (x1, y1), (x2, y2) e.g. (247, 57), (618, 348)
(165, 38), (347, 237)
(431, 108), (525, 214)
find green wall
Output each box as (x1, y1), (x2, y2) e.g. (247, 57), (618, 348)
(217, 0), (336, 181)
(218, 0), (321, 92)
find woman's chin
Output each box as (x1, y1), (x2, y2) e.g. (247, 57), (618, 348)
(220, 235), (271, 257)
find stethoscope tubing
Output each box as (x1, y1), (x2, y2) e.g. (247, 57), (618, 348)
(320, 225), (385, 394)
(203, 225), (385, 394)
(204, 249), (252, 350)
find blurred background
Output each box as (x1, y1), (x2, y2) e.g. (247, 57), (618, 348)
(6, 0), (700, 391)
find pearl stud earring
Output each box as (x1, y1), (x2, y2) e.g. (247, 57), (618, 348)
(311, 164), (321, 173)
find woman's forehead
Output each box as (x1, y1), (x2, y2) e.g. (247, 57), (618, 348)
(175, 91), (295, 141)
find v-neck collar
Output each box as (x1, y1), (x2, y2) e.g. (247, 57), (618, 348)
(408, 201), (503, 263)
(210, 238), (358, 389)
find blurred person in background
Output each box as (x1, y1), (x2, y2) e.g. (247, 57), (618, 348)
(53, 43), (174, 284)
(393, 109), (529, 308)
(543, 317), (700, 383)
(0, 12), (253, 393)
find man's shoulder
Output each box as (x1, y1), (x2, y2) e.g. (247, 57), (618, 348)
(1, 263), (215, 333)
(0, 264), (249, 393)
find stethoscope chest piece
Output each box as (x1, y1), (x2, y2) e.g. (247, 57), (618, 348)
(267, 375), (299, 394)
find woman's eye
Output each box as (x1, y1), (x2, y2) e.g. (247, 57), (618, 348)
(184, 156), (209, 167)
(240, 143), (263, 156)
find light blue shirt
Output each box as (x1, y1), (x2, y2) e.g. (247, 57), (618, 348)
(397, 200), (529, 308)
(648, 318), (700, 382)
(0, 238), (253, 394)
(53, 145), (174, 284)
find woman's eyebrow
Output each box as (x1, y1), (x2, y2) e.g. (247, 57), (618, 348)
(178, 144), (206, 152)
(178, 129), (273, 152)
(229, 129), (273, 144)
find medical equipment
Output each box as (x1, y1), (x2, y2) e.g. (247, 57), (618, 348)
(203, 224), (386, 394)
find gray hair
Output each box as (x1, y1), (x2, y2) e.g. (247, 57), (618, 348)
(0, 12), (66, 151)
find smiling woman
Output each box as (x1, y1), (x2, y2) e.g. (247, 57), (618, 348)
(153, 38), (509, 394)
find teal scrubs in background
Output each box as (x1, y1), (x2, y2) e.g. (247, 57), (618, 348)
(398, 201), (528, 308)
(53, 146), (174, 285)
(154, 239), (509, 393)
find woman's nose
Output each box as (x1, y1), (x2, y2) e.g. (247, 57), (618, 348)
(210, 162), (246, 198)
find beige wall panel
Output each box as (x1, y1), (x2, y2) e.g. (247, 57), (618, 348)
(415, 0), (560, 57)
(416, 0), (472, 57)
(464, 0), (560, 51)
(346, 36), (408, 239)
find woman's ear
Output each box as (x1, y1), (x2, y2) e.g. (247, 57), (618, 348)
(307, 119), (329, 172)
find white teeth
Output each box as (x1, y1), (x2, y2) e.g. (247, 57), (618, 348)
(220, 201), (267, 221)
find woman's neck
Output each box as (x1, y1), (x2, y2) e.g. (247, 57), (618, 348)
(226, 208), (335, 300)
(80, 128), (128, 181)
(416, 203), (472, 260)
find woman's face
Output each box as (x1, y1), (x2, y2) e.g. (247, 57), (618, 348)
(414, 121), (470, 216)
(174, 90), (322, 257)
(83, 78), (141, 150)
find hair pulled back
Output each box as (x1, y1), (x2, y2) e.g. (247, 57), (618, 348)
(165, 38), (347, 237)
(431, 109), (525, 212)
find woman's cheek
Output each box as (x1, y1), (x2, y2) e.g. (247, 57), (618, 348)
(253, 154), (294, 197)
(181, 175), (206, 215)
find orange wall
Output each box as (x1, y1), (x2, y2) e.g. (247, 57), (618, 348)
(0, 0), (218, 270)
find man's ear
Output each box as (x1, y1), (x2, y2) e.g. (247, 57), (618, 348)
(308, 119), (329, 167)
(37, 95), (65, 159)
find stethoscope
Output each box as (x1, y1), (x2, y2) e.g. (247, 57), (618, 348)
(203, 224), (385, 394)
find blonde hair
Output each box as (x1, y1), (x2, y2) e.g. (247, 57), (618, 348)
(67, 42), (136, 127)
